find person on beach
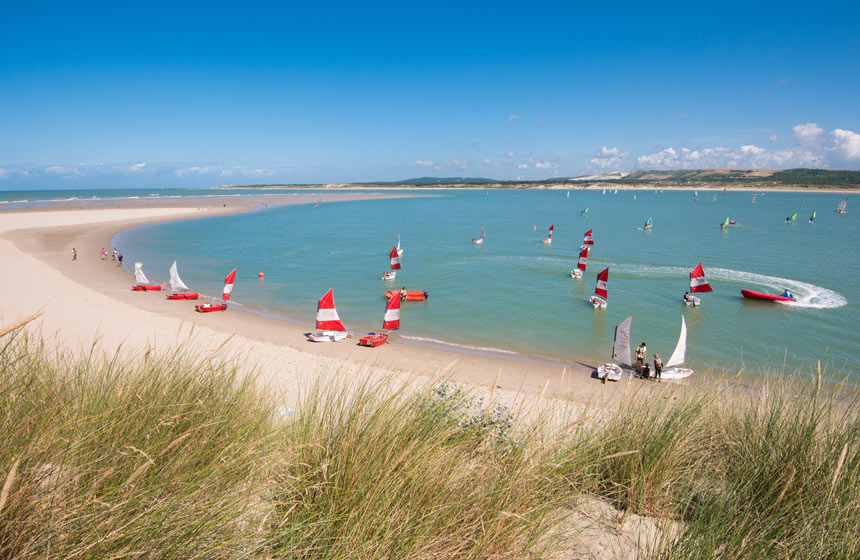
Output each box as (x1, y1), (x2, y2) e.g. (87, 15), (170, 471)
(112, 248), (117, 261)
(117, 254), (123, 267)
(100, 248), (107, 260)
(635, 342), (647, 375)
(72, 247), (77, 260)
(653, 354), (663, 381)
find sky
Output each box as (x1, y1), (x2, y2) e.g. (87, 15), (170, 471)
(1, 0), (859, 189)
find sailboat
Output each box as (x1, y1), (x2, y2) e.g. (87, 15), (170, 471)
(785, 212), (797, 223)
(195, 268), (236, 312)
(581, 229), (594, 251)
(597, 314), (632, 382)
(809, 210), (816, 223)
(571, 246), (588, 278)
(642, 217), (653, 231)
(589, 267), (609, 308)
(580, 207), (588, 216)
(660, 316), (694, 379)
(359, 290), (401, 347)
(306, 289), (349, 342)
(396, 234), (403, 257)
(382, 246), (401, 280)
(473, 225), (485, 244)
(131, 262), (162, 291)
(836, 198), (848, 214)
(166, 261), (199, 300)
(543, 224), (554, 244)
(686, 262), (712, 306)
(751, 195), (757, 204)
(720, 216), (730, 229)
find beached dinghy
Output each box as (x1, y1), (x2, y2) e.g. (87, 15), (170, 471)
(543, 224), (554, 244)
(382, 246), (401, 280)
(597, 313), (633, 382)
(195, 268), (236, 312)
(306, 288), (349, 342)
(384, 290), (428, 301)
(740, 289), (795, 302)
(131, 262), (162, 291)
(166, 261), (199, 300)
(660, 316), (694, 379)
(359, 290), (401, 347)
(589, 267), (609, 308)
(571, 246), (588, 278)
(685, 262), (712, 306)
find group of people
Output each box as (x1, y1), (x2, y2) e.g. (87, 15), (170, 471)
(634, 342), (663, 381)
(74, 247), (123, 266)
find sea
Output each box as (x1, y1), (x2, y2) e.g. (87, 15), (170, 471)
(4, 187), (856, 379)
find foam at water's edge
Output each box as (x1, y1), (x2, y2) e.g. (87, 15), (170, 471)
(401, 335), (519, 355)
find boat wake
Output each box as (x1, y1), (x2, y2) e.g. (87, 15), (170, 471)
(613, 265), (847, 309)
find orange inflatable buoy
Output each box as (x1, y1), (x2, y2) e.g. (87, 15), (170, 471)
(258, 272), (264, 279)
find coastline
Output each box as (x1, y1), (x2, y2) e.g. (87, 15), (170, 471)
(0, 194), (666, 412)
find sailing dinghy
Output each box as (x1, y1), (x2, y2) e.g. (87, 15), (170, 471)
(660, 316), (694, 379)
(359, 290), (401, 347)
(571, 246), (588, 279)
(195, 268), (236, 312)
(686, 262), (712, 306)
(131, 262), (163, 291)
(382, 247), (401, 280)
(543, 224), (554, 244)
(166, 261), (199, 300)
(581, 229), (594, 251)
(306, 289), (349, 342)
(589, 267), (609, 308)
(597, 313), (633, 382)
(473, 225), (485, 244)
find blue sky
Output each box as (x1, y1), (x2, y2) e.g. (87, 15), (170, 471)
(1, 1), (859, 188)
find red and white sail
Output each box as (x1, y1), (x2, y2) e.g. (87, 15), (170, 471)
(577, 247), (588, 272)
(315, 288), (346, 331)
(383, 290), (401, 330)
(222, 268), (237, 301)
(389, 247), (401, 270)
(689, 262), (712, 293)
(583, 229), (594, 245)
(595, 267), (609, 299)
(547, 224), (554, 239)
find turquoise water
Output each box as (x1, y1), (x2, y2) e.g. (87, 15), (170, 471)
(117, 189), (858, 377)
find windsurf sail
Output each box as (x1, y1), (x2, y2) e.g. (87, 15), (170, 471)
(169, 261), (188, 292)
(690, 262), (713, 293)
(810, 210), (816, 222)
(577, 247), (588, 272)
(595, 268), (609, 299)
(389, 247), (401, 270)
(643, 217), (652, 229)
(836, 198), (847, 213)
(396, 234), (403, 256)
(315, 289), (346, 331)
(133, 262), (149, 285)
(583, 229), (594, 246)
(666, 316), (688, 368)
(383, 290), (401, 330)
(611, 314), (633, 367)
(722, 216), (730, 228)
(480, 225), (485, 240)
(222, 268), (237, 301)
(752, 195), (757, 204)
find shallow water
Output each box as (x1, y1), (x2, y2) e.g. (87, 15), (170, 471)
(117, 189), (858, 378)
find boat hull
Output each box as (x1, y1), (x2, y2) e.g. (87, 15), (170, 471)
(740, 289), (795, 302)
(684, 296), (701, 306)
(307, 331), (348, 342)
(382, 272), (396, 281)
(195, 303), (228, 312)
(597, 363), (623, 382)
(132, 284), (162, 291)
(167, 292), (199, 300)
(384, 290), (428, 301)
(589, 296), (607, 308)
(660, 367), (694, 380)
(570, 269), (582, 279)
(358, 333), (388, 347)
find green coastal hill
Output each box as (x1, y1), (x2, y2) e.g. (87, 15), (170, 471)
(223, 168), (860, 190)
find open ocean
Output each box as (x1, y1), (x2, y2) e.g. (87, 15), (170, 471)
(103, 188), (857, 379)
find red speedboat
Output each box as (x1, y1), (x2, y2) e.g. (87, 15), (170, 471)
(740, 289), (795, 302)
(167, 292), (199, 300)
(358, 333), (389, 347)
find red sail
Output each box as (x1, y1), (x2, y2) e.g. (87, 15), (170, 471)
(389, 247), (401, 270)
(548, 224), (554, 239)
(595, 267), (609, 299)
(383, 290), (401, 330)
(316, 288), (346, 331)
(583, 229), (594, 245)
(690, 262), (713, 293)
(577, 247), (588, 272)
(222, 268), (237, 301)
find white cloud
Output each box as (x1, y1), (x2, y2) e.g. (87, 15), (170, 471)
(518, 163), (528, 169)
(832, 129), (860, 159)
(589, 145), (629, 169)
(508, 114), (521, 121)
(415, 160), (434, 168)
(637, 147), (678, 167)
(636, 143), (824, 169)
(768, 135), (778, 143)
(792, 122), (824, 146)
(445, 159), (469, 169)
(482, 158), (499, 166)
(535, 161), (556, 169)
(506, 152), (515, 159)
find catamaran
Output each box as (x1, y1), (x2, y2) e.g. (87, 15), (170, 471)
(359, 290), (401, 347)
(543, 224), (554, 244)
(382, 246), (401, 280)
(306, 289), (349, 342)
(571, 246), (588, 279)
(166, 261), (199, 300)
(660, 316), (694, 379)
(597, 314), (633, 382)
(589, 267), (609, 308)
(473, 225), (485, 244)
(686, 262), (712, 306)
(131, 262), (162, 291)
(195, 268), (236, 312)
(836, 198), (848, 214)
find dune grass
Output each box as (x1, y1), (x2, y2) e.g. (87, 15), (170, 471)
(2, 320), (860, 559)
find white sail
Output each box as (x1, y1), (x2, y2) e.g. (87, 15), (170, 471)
(666, 316), (687, 368)
(612, 314), (633, 366)
(169, 261), (188, 292)
(397, 234), (403, 256)
(837, 198), (847, 213)
(134, 262), (149, 285)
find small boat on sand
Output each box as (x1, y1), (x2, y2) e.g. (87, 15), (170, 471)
(306, 288), (349, 342)
(660, 316), (694, 379)
(740, 289), (795, 302)
(589, 267), (609, 308)
(131, 262), (162, 291)
(597, 313), (633, 382)
(166, 261), (199, 300)
(359, 290), (401, 347)
(195, 268), (236, 312)
(382, 246), (401, 280)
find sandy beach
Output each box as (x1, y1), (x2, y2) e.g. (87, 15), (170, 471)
(0, 193), (659, 414)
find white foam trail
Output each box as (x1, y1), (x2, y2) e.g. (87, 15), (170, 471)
(612, 264), (847, 309)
